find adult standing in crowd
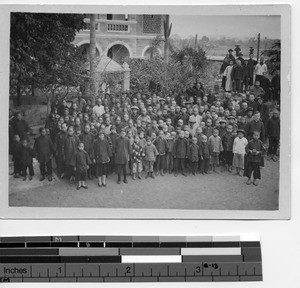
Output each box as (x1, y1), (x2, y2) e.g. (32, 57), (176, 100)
(231, 60), (244, 93)
(254, 56), (268, 84)
(220, 55), (230, 90)
(223, 60), (234, 92)
(247, 53), (257, 86)
(271, 69), (280, 104)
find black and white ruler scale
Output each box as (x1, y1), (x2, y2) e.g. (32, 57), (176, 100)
(0, 235), (262, 282)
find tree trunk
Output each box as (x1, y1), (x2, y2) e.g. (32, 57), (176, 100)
(164, 15), (169, 64)
(90, 14), (97, 106)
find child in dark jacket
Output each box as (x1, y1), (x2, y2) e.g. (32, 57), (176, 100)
(63, 126), (79, 183)
(11, 134), (22, 178)
(172, 130), (189, 177)
(79, 124), (95, 179)
(189, 137), (200, 175)
(221, 124), (235, 172)
(266, 109), (280, 161)
(94, 132), (112, 187)
(153, 130), (169, 176)
(143, 136), (159, 179)
(131, 135), (145, 180)
(109, 125), (119, 173)
(33, 127), (55, 182)
(20, 138), (35, 181)
(208, 129), (224, 173)
(166, 131), (176, 173)
(244, 131), (264, 186)
(74, 142), (92, 190)
(199, 135), (210, 174)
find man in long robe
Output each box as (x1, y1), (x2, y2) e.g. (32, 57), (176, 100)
(223, 60), (234, 92)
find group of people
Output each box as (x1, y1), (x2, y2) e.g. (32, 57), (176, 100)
(9, 71), (280, 190)
(220, 49), (280, 104)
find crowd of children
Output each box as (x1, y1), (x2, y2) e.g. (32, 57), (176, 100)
(10, 77), (281, 189)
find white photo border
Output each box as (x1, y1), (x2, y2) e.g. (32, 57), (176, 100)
(0, 4), (291, 219)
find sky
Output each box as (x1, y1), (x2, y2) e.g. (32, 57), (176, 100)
(170, 15), (281, 39)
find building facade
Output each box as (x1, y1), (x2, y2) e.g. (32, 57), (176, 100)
(73, 14), (167, 64)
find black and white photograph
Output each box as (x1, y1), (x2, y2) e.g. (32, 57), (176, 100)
(2, 5), (291, 219)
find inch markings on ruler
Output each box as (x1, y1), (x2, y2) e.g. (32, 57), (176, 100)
(0, 235), (262, 282)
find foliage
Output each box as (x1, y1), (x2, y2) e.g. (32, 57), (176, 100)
(261, 40), (281, 74)
(10, 12), (86, 104)
(128, 44), (215, 94)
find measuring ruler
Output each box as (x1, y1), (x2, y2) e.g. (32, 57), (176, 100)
(0, 235), (262, 282)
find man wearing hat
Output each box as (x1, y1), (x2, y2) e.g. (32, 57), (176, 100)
(228, 49), (235, 63)
(114, 129), (132, 184)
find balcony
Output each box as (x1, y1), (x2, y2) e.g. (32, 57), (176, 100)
(79, 18), (137, 35)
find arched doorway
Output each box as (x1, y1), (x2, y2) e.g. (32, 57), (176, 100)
(107, 44), (130, 65)
(143, 47), (161, 59)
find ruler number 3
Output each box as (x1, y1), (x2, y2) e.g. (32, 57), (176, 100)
(195, 266), (201, 273)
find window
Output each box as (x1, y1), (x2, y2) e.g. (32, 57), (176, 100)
(143, 15), (162, 34)
(107, 14), (112, 20)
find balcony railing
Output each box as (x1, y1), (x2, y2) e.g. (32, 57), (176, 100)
(107, 23), (129, 32)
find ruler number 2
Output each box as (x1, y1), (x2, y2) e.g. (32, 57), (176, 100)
(126, 266), (131, 274)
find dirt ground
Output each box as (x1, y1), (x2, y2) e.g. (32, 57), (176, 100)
(9, 159), (279, 210)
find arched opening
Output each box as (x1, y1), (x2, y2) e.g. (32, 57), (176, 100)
(107, 44), (130, 65)
(78, 43), (100, 61)
(143, 47), (161, 59)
